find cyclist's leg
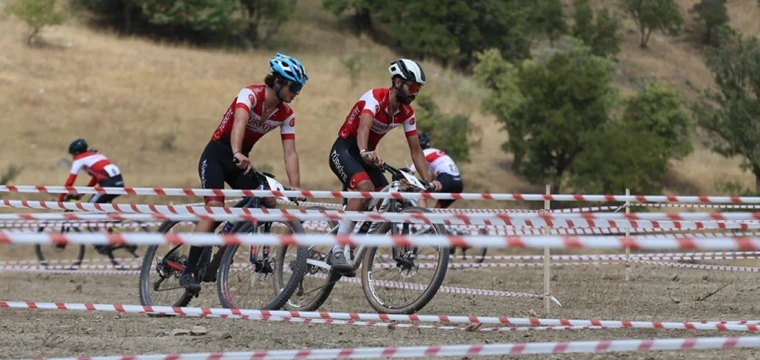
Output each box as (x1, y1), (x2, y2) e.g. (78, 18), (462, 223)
(90, 176), (124, 254)
(181, 142), (227, 290)
(434, 173), (463, 209)
(328, 138), (387, 272)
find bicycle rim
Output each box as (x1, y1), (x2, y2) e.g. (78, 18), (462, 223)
(138, 221), (195, 311)
(217, 220), (307, 310)
(361, 206), (450, 314)
(35, 225), (85, 271)
(281, 206), (341, 311)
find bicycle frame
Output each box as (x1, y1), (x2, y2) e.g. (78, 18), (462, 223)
(305, 172), (424, 273)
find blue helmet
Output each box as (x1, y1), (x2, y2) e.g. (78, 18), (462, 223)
(68, 138), (88, 155)
(269, 53), (308, 85)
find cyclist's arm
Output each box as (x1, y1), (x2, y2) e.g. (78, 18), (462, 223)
(280, 115), (300, 188)
(59, 160), (85, 202)
(86, 176), (97, 187)
(282, 139), (300, 188)
(407, 135), (435, 182)
(356, 113), (374, 151)
(229, 108), (249, 155)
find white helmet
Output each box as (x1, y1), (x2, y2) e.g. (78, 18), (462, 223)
(388, 59), (426, 85)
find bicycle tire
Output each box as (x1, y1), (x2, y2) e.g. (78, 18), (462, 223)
(217, 220), (308, 310)
(361, 206), (450, 314)
(280, 205), (341, 311)
(138, 221), (195, 313)
(35, 225), (85, 271)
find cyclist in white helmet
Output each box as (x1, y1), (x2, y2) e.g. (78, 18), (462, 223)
(327, 59), (443, 274)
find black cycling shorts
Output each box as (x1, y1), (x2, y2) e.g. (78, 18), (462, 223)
(328, 137), (388, 191)
(435, 173), (463, 208)
(88, 174), (124, 204)
(198, 140), (260, 204)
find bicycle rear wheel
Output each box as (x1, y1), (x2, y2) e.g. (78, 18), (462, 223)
(217, 220), (308, 310)
(35, 224), (85, 270)
(361, 206), (450, 314)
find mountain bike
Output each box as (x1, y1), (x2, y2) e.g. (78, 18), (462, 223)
(138, 168), (308, 312)
(277, 163), (450, 314)
(35, 194), (144, 270)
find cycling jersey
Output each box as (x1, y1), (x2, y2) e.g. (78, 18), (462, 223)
(337, 88), (417, 150)
(409, 148), (460, 177)
(59, 151), (123, 202)
(211, 84), (296, 155)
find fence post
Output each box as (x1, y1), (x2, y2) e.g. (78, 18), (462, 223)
(625, 188), (631, 281)
(543, 184), (551, 314)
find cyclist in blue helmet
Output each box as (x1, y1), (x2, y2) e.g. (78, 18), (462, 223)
(178, 53), (308, 291)
(268, 53), (308, 102)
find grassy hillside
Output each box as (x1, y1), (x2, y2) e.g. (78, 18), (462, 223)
(0, 0), (758, 209)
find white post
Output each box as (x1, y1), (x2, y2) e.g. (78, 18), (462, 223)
(624, 188), (631, 281)
(543, 184), (551, 314)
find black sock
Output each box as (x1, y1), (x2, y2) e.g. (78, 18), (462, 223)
(184, 246), (205, 275)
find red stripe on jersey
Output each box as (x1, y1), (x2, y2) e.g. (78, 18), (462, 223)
(425, 151), (445, 163)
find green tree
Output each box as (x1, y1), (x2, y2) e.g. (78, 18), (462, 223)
(530, 0), (567, 47)
(569, 124), (668, 194)
(320, 0), (372, 33)
(474, 44), (618, 193)
(5, 0), (65, 46)
(139, 0), (239, 33)
(620, 0), (683, 48)
(414, 94), (474, 163)
(238, 0), (297, 47)
(689, 0), (729, 45)
(622, 81), (692, 159)
(692, 27), (760, 191)
(572, 0), (623, 58)
(473, 49), (525, 170)
(327, 0), (532, 69)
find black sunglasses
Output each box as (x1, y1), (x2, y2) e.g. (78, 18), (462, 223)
(287, 82), (303, 93)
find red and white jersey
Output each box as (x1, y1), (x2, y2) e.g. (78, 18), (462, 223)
(211, 84), (296, 154)
(410, 148), (460, 177)
(69, 151), (121, 181)
(338, 88), (417, 150)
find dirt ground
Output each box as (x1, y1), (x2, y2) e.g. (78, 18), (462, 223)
(2, 244), (760, 360)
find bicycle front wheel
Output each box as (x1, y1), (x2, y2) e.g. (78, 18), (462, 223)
(361, 206), (450, 314)
(279, 205), (343, 311)
(217, 220), (308, 310)
(138, 221), (196, 311)
(35, 224), (85, 270)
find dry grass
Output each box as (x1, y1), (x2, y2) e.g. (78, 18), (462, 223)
(0, 0), (758, 210)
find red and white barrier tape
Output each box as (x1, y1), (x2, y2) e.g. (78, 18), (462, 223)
(640, 203), (760, 209)
(442, 251), (760, 262)
(636, 261), (760, 273)
(26, 336), (760, 359)
(6, 232), (760, 250)
(4, 301), (759, 328)
(0, 267), (139, 276)
(9, 184), (760, 203)
(8, 202), (760, 228)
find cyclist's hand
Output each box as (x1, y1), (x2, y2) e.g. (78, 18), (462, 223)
(361, 150), (384, 167)
(233, 152), (252, 174)
(424, 180), (442, 192)
(288, 186), (307, 203)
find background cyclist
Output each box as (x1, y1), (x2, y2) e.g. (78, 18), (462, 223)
(60, 138), (125, 255)
(408, 132), (464, 209)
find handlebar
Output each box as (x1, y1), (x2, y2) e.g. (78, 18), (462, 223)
(381, 164), (437, 192)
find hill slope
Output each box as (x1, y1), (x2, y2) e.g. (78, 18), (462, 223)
(0, 0), (757, 208)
